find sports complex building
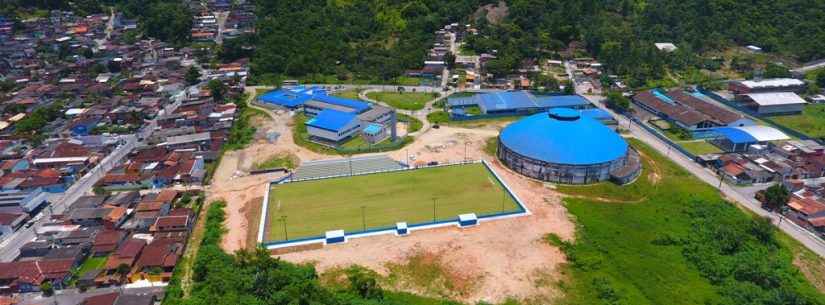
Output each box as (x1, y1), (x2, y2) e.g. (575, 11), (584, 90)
(497, 108), (641, 184)
(258, 86), (396, 145)
(447, 91), (596, 119)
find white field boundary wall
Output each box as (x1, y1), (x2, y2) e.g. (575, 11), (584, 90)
(259, 159), (530, 249)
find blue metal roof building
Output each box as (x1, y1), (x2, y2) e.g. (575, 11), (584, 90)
(258, 87), (314, 109)
(447, 91), (592, 118)
(258, 87), (371, 113)
(500, 109), (627, 165)
(497, 108), (638, 184)
(306, 109), (359, 132)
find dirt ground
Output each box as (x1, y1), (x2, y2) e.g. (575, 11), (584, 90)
(210, 109), (327, 252)
(386, 125), (501, 164)
(214, 109), (576, 302)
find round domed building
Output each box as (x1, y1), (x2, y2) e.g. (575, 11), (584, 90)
(497, 108), (641, 184)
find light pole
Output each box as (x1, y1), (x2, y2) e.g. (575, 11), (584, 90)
(501, 187), (506, 212)
(464, 141), (469, 162)
(361, 206), (366, 231)
(432, 198), (437, 222)
(280, 216), (288, 241)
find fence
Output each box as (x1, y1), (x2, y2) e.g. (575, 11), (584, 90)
(259, 160), (531, 249)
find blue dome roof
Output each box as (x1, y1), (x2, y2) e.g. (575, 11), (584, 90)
(499, 109), (628, 165)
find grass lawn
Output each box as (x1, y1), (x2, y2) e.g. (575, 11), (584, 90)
(772, 104), (825, 138)
(338, 135), (373, 149)
(678, 140), (723, 155)
(367, 92), (437, 111)
(554, 139), (825, 304)
(398, 113), (423, 133)
(426, 111), (450, 124)
(332, 89), (362, 100)
(77, 256), (108, 275)
(265, 163), (520, 241)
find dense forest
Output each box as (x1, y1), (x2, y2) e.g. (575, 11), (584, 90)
(249, 0), (825, 85)
(5, 0), (825, 85)
(250, 0), (490, 84)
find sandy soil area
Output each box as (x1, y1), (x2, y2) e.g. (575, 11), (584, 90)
(211, 109), (330, 252)
(387, 125), (500, 164)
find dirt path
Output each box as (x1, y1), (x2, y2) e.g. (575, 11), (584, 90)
(277, 158), (575, 304)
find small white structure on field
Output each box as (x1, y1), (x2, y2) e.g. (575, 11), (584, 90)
(325, 230), (345, 244)
(458, 213), (478, 227)
(396, 222), (408, 236)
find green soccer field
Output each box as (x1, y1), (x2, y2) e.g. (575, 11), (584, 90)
(264, 163), (521, 242)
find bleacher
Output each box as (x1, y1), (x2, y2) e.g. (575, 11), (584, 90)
(290, 155), (406, 181)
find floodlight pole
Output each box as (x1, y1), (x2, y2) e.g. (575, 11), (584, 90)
(280, 216), (288, 241)
(361, 206), (366, 231)
(432, 198), (437, 222)
(501, 187), (505, 212)
(464, 141), (468, 162)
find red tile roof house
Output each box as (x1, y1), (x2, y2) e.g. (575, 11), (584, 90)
(100, 239), (146, 286)
(132, 239), (183, 282)
(91, 230), (126, 256)
(150, 208), (192, 233)
(0, 259), (74, 293)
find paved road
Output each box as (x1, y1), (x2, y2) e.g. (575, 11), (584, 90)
(578, 91), (825, 258)
(214, 11), (229, 45)
(0, 135), (138, 262)
(18, 286), (164, 305)
(791, 59), (825, 75)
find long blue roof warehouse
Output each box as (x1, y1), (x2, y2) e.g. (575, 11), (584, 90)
(448, 91), (592, 118)
(258, 86), (371, 113)
(497, 108), (641, 184)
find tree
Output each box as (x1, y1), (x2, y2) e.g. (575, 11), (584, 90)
(444, 51), (456, 71)
(115, 263), (131, 282)
(816, 71), (825, 89)
(143, 1), (192, 44)
(185, 66), (201, 86)
(764, 62), (791, 78)
(346, 267), (383, 300)
(605, 91), (630, 113)
(562, 81), (576, 95)
(40, 281), (53, 297)
(762, 184), (790, 211)
(207, 79), (227, 102)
